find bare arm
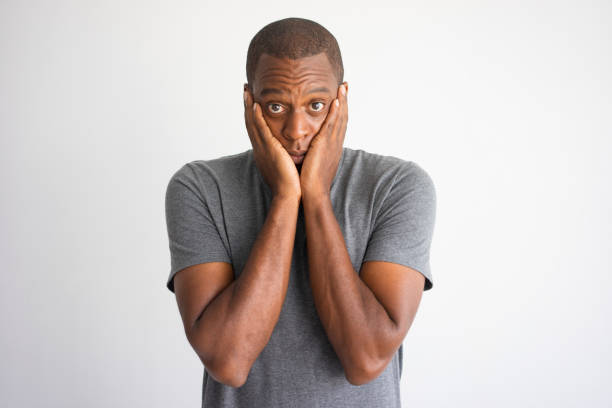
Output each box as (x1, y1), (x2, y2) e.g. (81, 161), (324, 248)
(302, 194), (424, 385)
(181, 195), (299, 387)
(174, 86), (303, 388)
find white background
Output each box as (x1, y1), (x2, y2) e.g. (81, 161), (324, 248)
(1, 1), (610, 407)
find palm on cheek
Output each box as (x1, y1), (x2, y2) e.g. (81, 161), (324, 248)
(300, 83), (348, 197)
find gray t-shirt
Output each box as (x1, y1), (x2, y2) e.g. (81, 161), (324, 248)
(165, 146), (436, 408)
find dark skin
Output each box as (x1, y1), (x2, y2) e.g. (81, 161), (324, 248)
(172, 52), (425, 388)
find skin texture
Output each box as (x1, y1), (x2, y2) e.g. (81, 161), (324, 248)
(174, 195), (299, 388)
(172, 52), (425, 388)
(247, 53), (343, 181)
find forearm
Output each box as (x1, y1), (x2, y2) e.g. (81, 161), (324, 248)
(302, 193), (396, 383)
(193, 194), (300, 383)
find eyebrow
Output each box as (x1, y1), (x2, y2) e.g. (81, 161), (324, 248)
(259, 86), (331, 96)
(306, 86), (331, 94)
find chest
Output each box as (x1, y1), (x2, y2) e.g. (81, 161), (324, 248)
(223, 191), (377, 278)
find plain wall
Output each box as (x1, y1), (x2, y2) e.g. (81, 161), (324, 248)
(1, 1), (610, 407)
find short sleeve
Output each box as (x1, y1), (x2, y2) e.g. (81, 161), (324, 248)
(362, 162), (437, 291)
(164, 165), (232, 293)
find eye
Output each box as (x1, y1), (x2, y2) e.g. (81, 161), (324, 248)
(311, 101), (325, 112)
(267, 103), (285, 114)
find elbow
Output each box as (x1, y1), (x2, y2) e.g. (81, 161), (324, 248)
(202, 354), (250, 388)
(345, 368), (373, 386)
(188, 331), (250, 388)
(210, 362), (249, 388)
(344, 356), (385, 386)
(344, 328), (404, 386)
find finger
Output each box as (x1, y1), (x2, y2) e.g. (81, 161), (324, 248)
(248, 92), (277, 150)
(243, 87), (252, 129)
(319, 97), (340, 136)
(244, 84), (253, 113)
(252, 102), (274, 143)
(340, 82), (348, 125)
(243, 83), (247, 109)
(244, 87), (261, 146)
(337, 83), (348, 115)
(331, 98), (343, 138)
(332, 83), (347, 136)
(323, 85), (346, 141)
(338, 83), (348, 143)
(336, 83), (347, 112)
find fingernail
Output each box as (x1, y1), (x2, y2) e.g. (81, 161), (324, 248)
(253, 102), (257, 112)
(335, 99), (339, 107)
(340, 85), (346, 95)
(243, 89), (247, 102)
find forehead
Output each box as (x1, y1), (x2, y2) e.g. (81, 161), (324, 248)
(253, 53), (337, 95)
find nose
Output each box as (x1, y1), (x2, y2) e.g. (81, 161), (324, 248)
(282, 110), (310, 141)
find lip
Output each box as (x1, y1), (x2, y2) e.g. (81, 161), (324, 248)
(288, 150), (307, 156)
(289, 151), (306, 164)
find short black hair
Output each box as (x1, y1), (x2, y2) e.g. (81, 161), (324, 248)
(246, 17), (344, 87)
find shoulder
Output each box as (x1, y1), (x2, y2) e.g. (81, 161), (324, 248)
(341, 147), (435, 195)
(167, 149), (252, 192)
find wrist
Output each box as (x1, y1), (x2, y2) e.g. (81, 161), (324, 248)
(301, 191), (331, 208)
(272, 193), (302, 205)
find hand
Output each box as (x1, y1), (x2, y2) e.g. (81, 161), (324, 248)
(299, 82), (348, 198)
(243, 84), (302, 199)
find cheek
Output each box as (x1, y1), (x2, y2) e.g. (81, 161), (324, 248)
(312, 116), (327, 134)
(265, 119), (284, 140)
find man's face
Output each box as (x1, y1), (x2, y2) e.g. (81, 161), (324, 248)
(250, 52), (343, 170)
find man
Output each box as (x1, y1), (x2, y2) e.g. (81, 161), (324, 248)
(165, 17), (436, 408)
